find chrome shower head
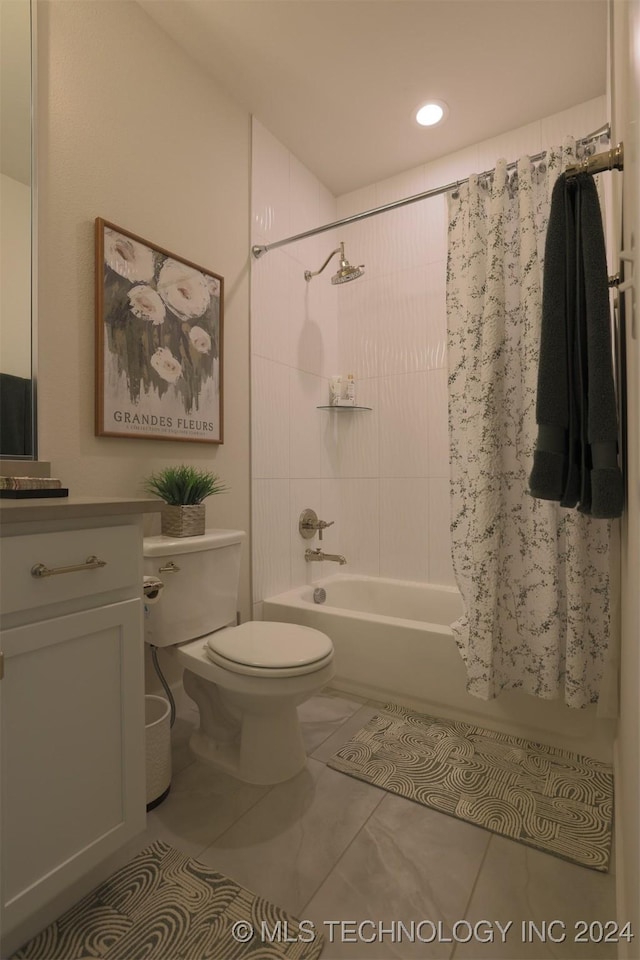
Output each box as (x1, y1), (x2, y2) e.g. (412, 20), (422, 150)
(304, 242), (365, 284)
(331, 247), (365, 284)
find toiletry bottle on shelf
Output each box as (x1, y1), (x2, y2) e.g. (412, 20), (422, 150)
(329, 376), (342, 406)
(346, 374), (356, 406)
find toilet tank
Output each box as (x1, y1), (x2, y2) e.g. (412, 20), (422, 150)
(143, 529), (245, 647)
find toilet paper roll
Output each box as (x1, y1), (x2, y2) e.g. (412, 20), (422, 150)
(143, 575), (164, 604)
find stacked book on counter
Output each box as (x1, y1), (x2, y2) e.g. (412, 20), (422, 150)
(0, 477), (69, 499)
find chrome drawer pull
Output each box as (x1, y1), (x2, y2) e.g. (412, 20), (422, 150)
(30, 555), (108, 578)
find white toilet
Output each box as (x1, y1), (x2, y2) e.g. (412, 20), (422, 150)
(143, 529), (335, 785)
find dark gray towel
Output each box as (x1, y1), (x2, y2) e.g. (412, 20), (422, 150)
(529, 172), (623, 519)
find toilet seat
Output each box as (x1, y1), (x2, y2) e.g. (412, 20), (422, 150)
(205, 621), (333, 678)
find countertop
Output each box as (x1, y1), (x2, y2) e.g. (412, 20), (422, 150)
(0, 496), (163, 525)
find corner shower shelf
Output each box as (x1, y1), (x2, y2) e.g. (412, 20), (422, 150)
(316, 405), (372, 411)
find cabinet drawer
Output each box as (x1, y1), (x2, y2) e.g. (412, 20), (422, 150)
(0, 525), (141, 615)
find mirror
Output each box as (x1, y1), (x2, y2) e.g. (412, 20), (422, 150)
(0, 0), (35, 458)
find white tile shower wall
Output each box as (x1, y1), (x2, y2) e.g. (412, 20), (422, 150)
(252, 355), (290, 479)
(251, 98), (607, 602)
(290, 369), (326, 480)
(251, 119), (339, 603)
(333, 95), (606, 588)
(252, 479), (290, 603)
(289, 478), (323, 585)
(321, 379), (379, 480)
(320, 479), (380, 577)
(378, 372), (430, 478)
(379, 478), (429, 582)
(252, 121), (291, 248)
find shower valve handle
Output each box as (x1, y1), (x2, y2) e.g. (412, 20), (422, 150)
(317, 520), (334, 541)
(298, 509), (335, 540)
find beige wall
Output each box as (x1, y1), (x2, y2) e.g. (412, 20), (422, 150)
(36, 1), (252, 620)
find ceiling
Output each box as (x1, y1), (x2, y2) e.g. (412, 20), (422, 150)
(141, 0), (608, 197)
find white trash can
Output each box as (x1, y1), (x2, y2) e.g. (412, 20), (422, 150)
(145, 695), (171, 810)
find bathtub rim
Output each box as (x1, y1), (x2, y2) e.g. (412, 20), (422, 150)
(262, 573), (462, 636)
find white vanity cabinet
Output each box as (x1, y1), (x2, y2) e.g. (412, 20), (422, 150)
(0, 499), (159, 954)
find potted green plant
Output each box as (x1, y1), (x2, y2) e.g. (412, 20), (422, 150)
(143, 465), (228, 538)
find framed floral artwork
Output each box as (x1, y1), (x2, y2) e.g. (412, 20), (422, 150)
(95, 218), (223, 443)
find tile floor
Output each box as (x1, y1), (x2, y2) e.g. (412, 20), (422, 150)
(137, 688), (617, 960)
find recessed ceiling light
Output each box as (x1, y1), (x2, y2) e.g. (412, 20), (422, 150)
(415, 101), (448, 127)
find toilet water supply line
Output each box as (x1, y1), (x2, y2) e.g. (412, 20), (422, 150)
(150, 645), (177, 729)
(144, 575), (176, 728)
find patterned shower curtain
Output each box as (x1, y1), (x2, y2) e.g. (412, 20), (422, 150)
(446, 141), (613, 709)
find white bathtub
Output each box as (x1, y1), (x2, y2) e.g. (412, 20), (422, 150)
(263, 575), (614, 760)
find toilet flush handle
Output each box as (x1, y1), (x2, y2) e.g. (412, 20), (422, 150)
(158, 561), (180, 574)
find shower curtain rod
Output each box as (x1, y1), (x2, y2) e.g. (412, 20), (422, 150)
(251, 123), (612, 259)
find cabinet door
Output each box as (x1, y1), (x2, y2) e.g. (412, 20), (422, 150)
(0, 599), (145, 938)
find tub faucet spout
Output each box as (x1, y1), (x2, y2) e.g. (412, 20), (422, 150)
(305, 548), (347, 565)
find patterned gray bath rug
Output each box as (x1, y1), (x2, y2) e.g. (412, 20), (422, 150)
(12, 841), (324, 960)
(327, 703), (613, 872)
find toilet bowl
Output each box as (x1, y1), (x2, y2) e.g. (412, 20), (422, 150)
(143, 530), (335, 784)
(174, 622), (334, 784)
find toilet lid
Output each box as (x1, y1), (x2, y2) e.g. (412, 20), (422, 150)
(206, 621), (333, 669)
